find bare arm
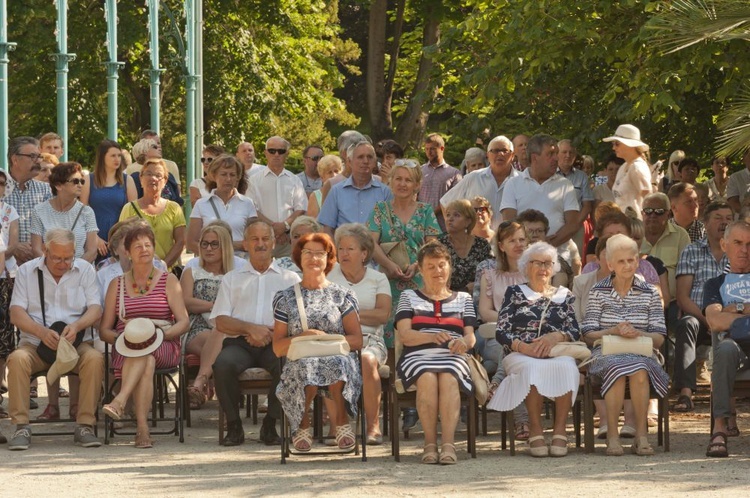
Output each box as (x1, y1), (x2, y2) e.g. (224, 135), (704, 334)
(358, 293), (391, 328)
(707, 303), (746, 334)
(163, 273), (190, 340)
(165, 225), (186, 268)
(82, 231), (99, 264)
(126, 175), (138, 202)
(501, 208), (517, 221)
(189, 186), (202, 208)
(5, 219), (18, 259)
(30, 234), (44, 258)
(79, 178), (91, 205)
(478, 275), (498, 323)
(306, 192), (320, 218)
(397, 317), (452, 347)
(99, 278), (119, 344)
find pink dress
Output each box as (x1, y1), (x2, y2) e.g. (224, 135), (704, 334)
(111, 272), (180, 372)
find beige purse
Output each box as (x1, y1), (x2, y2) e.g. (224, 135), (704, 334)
(286, 283), (350, 361)
(466, 353), (490, 404)
(599, 335), (653, 357)
(378, 203), (411, 271)
(549, 342), (592, 362)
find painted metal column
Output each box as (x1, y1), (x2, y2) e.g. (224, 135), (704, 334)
(195, 0), (203, 167)
(147, 0), (164, 134)
(0, 0), (16, 170)
(104, 0), (124, 141)
(51, 0), (76, 161)
(184, 0), (197, 217)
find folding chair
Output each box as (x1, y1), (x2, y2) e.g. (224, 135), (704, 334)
(27, 371), (96, 437)
(280, 351), (367, 464)
(103, 343), (185, 444)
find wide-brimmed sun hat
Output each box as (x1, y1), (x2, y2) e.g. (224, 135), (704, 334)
(46, 336), (79, 384)
(115, 317), (164, 358)
(602, 124), (649, 151)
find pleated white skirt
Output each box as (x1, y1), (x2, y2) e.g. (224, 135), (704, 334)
(486, 353), (580, 412)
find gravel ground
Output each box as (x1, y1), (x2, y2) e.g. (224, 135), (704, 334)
(3, 382), (750, 497)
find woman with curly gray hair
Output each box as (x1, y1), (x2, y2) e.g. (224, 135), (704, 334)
(488, 241), (581, 458)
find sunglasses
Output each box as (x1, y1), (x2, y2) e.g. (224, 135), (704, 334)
(305, 155), (323, 161)
(488, 148), (511, 155)
(200, 157), (214, 164)
(394, 159), (418, 168)
(267, 148), (287, 155)
(474, 207), (489, 213)
(643, 207), (667, 216)
(66, 178), (85, 185)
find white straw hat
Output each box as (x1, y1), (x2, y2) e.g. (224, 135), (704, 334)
(602, 124), (649, 150)
(116, 318), (164, 358)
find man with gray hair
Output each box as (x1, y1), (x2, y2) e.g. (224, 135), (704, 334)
(704, 220), (750, 457)
(6, 229), (103, 450)
(440, 135), (519, 229)
(319, 141), (392, 237)
(318, 130), (368, 206)
(6, 136), (52, 266)
(246, 136), (307, 257)
(236, 141), (266, 182)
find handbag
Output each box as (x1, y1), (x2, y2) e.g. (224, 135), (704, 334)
(549, 342), (591, 362)
(286, 283), (350, 361)
(599, 335), (653, 357)
(466, 353), (490, 404)
(378, 203), (411, 271)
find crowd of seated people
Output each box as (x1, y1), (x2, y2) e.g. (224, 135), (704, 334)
(1, 128), (749, 464)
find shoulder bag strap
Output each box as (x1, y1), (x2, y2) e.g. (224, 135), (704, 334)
(208, 197), (222, 220)
(384, 201), (406, 241)
(70, 203), (85, 232)
(537, 299), (551, 338)
(118, 275), (127, 322)
(37, 268), (46, 327)
(293, 283), (308, 331)
(130, 201), (143, 219)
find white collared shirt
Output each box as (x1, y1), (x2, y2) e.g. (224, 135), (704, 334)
(440, 166), (519, 229)
(190, 189), (258, 242)
(210, 259), (301, 327)
(11, 257), (101, 346)
(246, 168), (307, 222)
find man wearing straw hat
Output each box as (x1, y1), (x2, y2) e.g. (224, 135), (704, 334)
(6, 228), (103, 451)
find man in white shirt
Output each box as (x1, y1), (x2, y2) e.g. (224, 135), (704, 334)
(6, 229), (103, 450)
(440, 135), (519, 230)
(501, 134), (580, 249)
(246, 136), (307, 257)
(236, 141), (266, 187)
(211, 220), (300, 446)
(297, 145), (325, 195)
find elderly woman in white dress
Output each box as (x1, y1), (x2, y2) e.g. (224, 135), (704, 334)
(581, 234), (668, 456)
(488, 241), (580, 457)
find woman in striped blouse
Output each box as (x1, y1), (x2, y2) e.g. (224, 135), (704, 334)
(99, 223), (189, 448)
(582, 234), (668, 457)
(395, 241), (476, 465)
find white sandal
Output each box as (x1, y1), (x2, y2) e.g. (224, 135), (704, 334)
(292, 427), (312, 452)
(335, 424), (356, 450)
(528, 435), (548, 458)
(550, 434), (568, 457)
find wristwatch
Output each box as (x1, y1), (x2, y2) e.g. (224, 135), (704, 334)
(737, 303), (745, 314)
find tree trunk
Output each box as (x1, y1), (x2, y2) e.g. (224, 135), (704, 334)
(366, 0), (389, 140)
(395, 14), (440, 151)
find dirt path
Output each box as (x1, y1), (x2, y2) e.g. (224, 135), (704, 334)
(3, 385), (750, 497)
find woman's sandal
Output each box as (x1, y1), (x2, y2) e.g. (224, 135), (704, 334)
(528, 435), (548, 458)
(549, 434), (568, 457)
(514, 422), (530, 441)
(422, 443), (439, 464)
(187, 385), (207, 410)
(671, 394), (694, 413)
(135, 431), (153, 449)
(606, 438), (624, 456)
(292, 427), (313, 452)
(706, 432), (728, 458)
(631, 436), (655, 456)
(102, 401), (124, 421)
(439, 443), (458, 465)
(335, 424), (356, 450)
(727, 413), (740, 437)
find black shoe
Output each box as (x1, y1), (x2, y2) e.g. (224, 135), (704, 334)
(223, 420), (245, 446)
(402, 408), (418, 431)
(259, 417), (281, 446)
(29, 398), (38, 410)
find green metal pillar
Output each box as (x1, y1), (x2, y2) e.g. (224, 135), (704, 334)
(0, 0), (16, 170)
(184, 0), (196, 218)
(147, 0), (164, 134)
(104, 0), (124, 141)
(52, 0), (76, 161)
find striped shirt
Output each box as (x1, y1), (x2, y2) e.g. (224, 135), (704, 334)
(676, 238), (727, 308)
(4, 177), (52, 243)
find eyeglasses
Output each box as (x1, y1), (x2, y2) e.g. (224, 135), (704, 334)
(525, 228), (546, 236)
(266, 148), (287, 155)
(394, 159), (418, 168)
(200, 240), (220, 250)
(17, 153), (43, 161)
(66, 178), (85, 185)
(643, 207), (667, 216)
(47, 255), (75, 265)
(488, 148), (511, 155)
(529, 260), (554, 269)
(474, 207), (489, 213)
(301, 249), (327, 259)
(305, 155), (323, 161)
(150, 145), (160, 150)
(200, 157), (214, 164)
